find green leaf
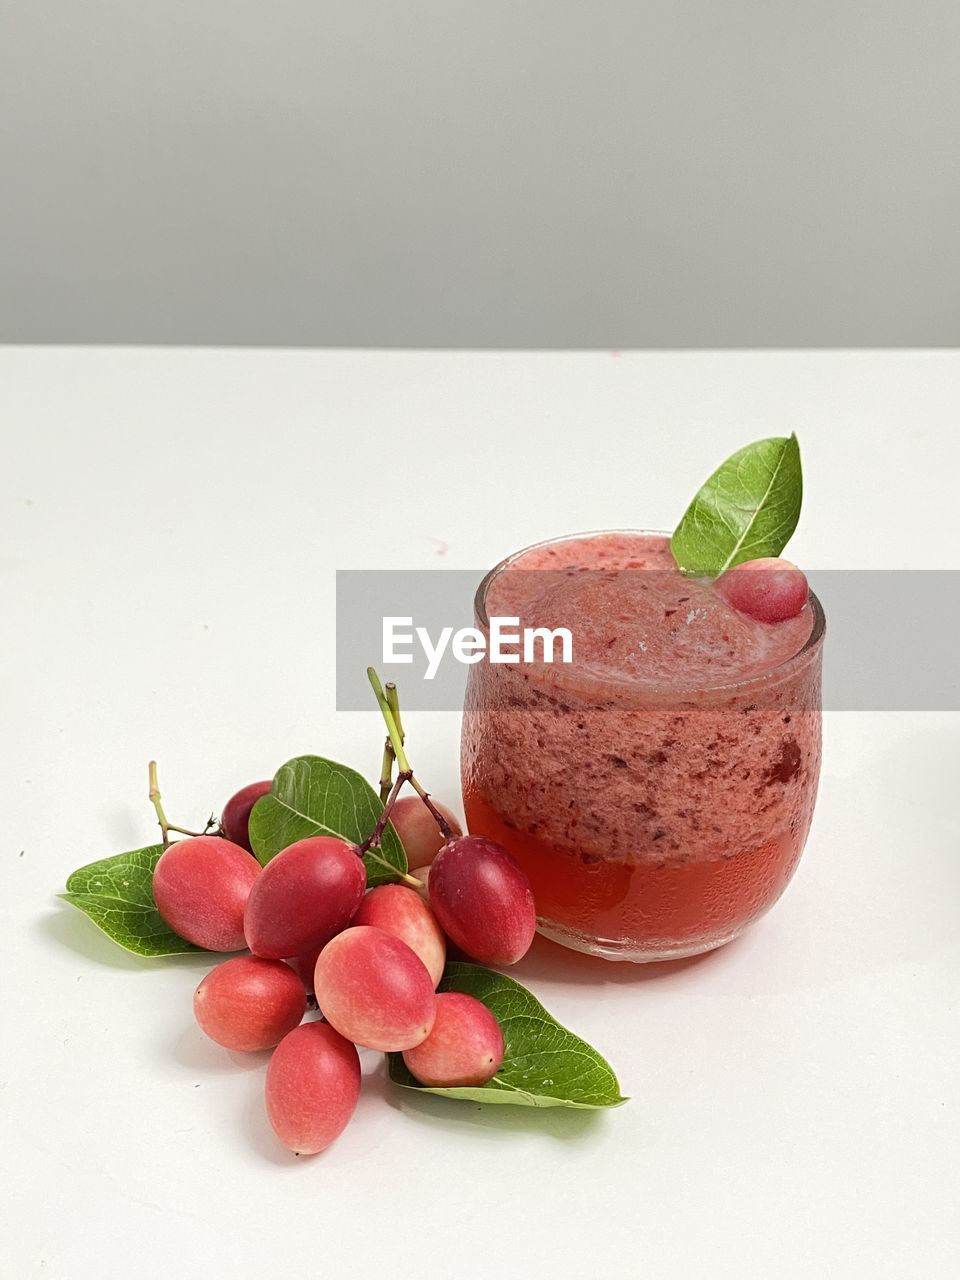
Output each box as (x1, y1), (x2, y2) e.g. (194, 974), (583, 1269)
(60, 844), (204, 957)
(248, 755), (407, 886)
(388, 962), (627, 1109)
(670, 434), (803, 577)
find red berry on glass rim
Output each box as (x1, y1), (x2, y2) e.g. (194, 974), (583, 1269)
(428, 836), (537, 966)
(152, 835), (259, 952)
(402, 992), (505, 1088)
(194, 955), (306, 1052)
(313, 925), (436, 1052)
(389, 795), (462, 867)
(221, 780), (272, 852)
(265, 1021), (361, 1156)
(716, 557), (809, 623)
(244, 836), (365, 960)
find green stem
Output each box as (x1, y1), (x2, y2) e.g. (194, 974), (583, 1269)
(378, 683), (404, 803)
(168, 821), (219, 837)
(148, 762), (217, 846)
(148, 761), (171, 848)
(386, 681), (405, 742)
(367, 669), (412, 773)
(378, 738), (395, 804)
(366, 669), (455, 842)
(365, 850), (424, 891)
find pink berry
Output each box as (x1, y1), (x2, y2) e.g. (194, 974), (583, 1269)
(194, 955), (306, 1052)
(153, 835), (259, 951)
(716, 557), (809, 623)
(402, 992), (505, 1087)
(221, 780), (272, 852)
(354, 884), (446, 987)
(428, 836), (536, 966)
(265, 1022), (361, 1156)
(244, 836), (365, 960)
(314, 926), (436, 1051)
(389, 795), (462, 867)
(410, 865), (432, 895)
(288, 945), (323, 994)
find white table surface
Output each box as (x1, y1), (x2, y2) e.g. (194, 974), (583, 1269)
(3, 348), (958, 1280)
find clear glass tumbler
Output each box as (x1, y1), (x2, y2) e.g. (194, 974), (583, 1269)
(460, 530), (825, 961)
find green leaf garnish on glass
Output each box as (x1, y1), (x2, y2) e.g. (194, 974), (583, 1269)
(389, 962), (627, 1109)
(60, 844), (205, 957)
(249, 754), (407, 885)
(671, 434), (803, 577)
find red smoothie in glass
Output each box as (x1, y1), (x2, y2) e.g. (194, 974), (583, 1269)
(460, 532), (824, 961)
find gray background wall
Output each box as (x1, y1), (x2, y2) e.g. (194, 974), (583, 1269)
(1, 1), (958, 347)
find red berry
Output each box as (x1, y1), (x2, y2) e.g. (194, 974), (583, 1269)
(428, 836), (536, 966)
(288, 945), (323, 994)
(402, 992), (505, 1087)
(265, 1022), (361, 1155)
(354, 884), (446, 987)
(221, 780), (272, 852)
(153, 836), (259, 951)
(716, 557), (809, 623)
(194, 956), (305, 1052)
(314, 926), (436, 1051)
(389, 795), (462, 867)
(244, 836), (365, 960)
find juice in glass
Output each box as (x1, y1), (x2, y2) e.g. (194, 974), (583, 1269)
(460, 532), (824, 961)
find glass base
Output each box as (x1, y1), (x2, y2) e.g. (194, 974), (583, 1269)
(536, 917), (744, 963)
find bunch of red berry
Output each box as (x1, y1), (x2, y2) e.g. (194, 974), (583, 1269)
(152, 777), (536, 1156)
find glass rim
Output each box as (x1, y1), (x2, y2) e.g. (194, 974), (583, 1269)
(473, 528), (826, 699)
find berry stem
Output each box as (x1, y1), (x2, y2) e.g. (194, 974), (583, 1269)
(378, 738), (395, 804)
(358, 772), (409, 855)
(148, 761), (171, 848)
(148, 762), (220, 847)
(386, 681), (405, 741)
(364, 850), (423, 890)
(359, 772), (424, 889)
(365, 668), (455, 840)
(377, 682), (405, 803)
(367, 669), (412, 774)
(409, 777), (455, 840)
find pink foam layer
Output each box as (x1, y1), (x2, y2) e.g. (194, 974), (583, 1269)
(485, 532), (813, 688)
